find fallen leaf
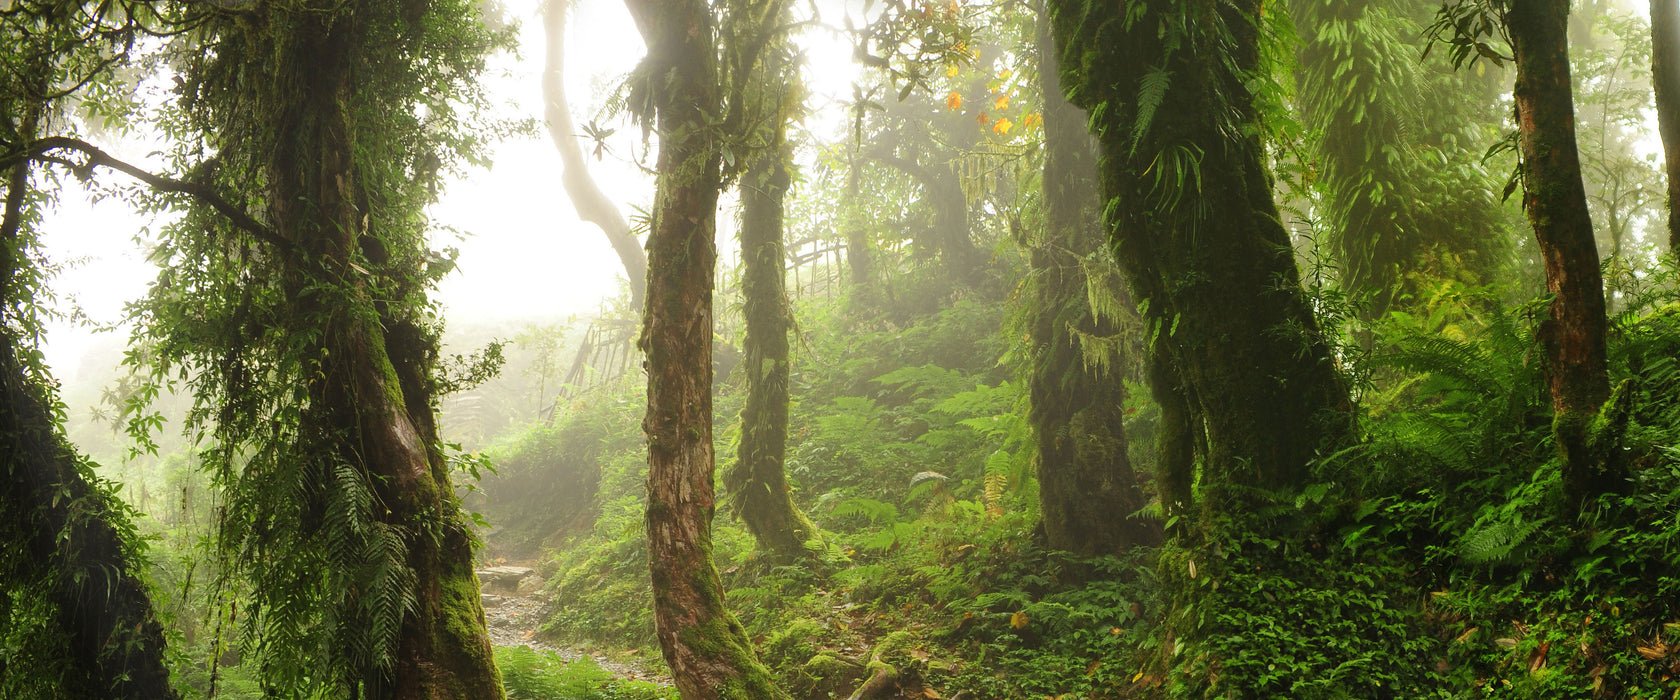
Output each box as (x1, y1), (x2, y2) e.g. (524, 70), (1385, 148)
(922, 689), (941, 699)
(1010, 611), (1029, 629)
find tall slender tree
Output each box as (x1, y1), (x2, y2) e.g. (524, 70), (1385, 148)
(622, 0), (789, 694)
(1025, 5), (1156, 555)
(1506, 0), (1617, 505)
(544, 0), (648, 307)
(726, 30), (823, 563)
(1048, 0), (1355, 516)
(1654, 0), (1680, 252)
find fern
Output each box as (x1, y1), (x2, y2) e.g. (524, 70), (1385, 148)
(1130, 66), (1172, 155)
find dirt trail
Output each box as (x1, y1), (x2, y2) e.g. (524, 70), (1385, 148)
(478, 563), (669, 685)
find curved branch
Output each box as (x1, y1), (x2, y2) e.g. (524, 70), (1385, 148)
(543, 0), (646, 307)
(3, 136), (295, 257)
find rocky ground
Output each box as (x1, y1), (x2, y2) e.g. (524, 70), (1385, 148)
(477, 563), (670, 685)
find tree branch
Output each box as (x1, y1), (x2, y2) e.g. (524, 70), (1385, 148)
(2, 136), (295, 257)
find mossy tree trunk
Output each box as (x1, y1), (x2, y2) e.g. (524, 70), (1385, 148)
(623, 0), (789, 696)
(1048, 0), (1354, 517)
(1654, 0), (1680, 253)
(2, 150), (175, 699)
(1507, 0), (1617, 506)
(727, 57), (821, 563)
(1027, 6), (1157, 555)
(260, 9), (501, 698)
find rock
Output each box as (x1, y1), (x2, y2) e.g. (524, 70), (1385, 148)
(515, 574), (545, 596)
(481, 594), (506, 609)
(475, 565), (535, 594)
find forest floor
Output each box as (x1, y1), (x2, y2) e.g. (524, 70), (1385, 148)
(480, 561), (671, 686)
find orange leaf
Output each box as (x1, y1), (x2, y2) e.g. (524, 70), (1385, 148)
(946, 92), (963, 111)
(994, 95), (1010, 110)
(976, 111), (990, 125)
(1010, 611), (1029, 629)
(1023, 112), (1042, 129)
(993, 117), (1013, 134)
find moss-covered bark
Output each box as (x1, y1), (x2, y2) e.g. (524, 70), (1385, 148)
(624, 0), (789, 696)
(727, 83), (822, 563)
(2, 150), (175, 698)
(1027, 6), (1157, 556)
(231, 4), (502, 697)
(1048, 0), (1354, 517)
(1507, 0), (1617, 508)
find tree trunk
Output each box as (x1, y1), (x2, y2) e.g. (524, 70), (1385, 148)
(2, 156), (175, 700)
(1654, 0), (1680, 253)
(1028, 6), (1157, 556)
(543, 0), (648, 307)
(1048, 0), (1354, 515)
(259, 8), (500, 698)
(623, 0), (788, 696)
(843, 154), (878, 305)
(1507, 0), (1616, 506)
(727, 85), (821, 563)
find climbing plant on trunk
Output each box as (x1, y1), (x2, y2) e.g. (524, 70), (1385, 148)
(130, 2), (506, 696)
(1047, 0), (1355, 519)
(1024, 4), (1156, 556)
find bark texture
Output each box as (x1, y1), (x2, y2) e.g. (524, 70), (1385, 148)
(543, 0), (648, 306)
(1048, 0), (1354, 515)
(1654, 0), (1680, 252)
(1507, 0), (1617, 505)
(1028, 7), (1157, 555)
(260, 8), (499, 698)
(623, 0), (789, 696)
(727, 110), (821, 563)
(2, 158), (175, 700)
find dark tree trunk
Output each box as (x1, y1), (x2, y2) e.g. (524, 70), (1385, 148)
(2, 157), (176, 700)
(623, 0), (788, 696)
(1048, 0), (1354, 515)
(262, 9), (499, 698)
(1027, 7), (1157, 556)
(543, 0), (648, 307)
(1507, 0), (1616, 505)
(727, 96), (821, 563)
(1654, 0), (1680, 253)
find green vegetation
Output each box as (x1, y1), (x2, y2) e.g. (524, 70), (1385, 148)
(4, 0), (1679, 698)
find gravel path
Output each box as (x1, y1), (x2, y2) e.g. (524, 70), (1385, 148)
(480, 567), (670, 685)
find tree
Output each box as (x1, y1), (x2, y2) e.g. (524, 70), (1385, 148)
(1048, 0), (1354, 517)
(725, 27), (823, 564)
(131, 2), (505, 696)
(1507, 0), (1618, 505)
(622, 0), (789, 694)
(1292, 0), (1509, 314)
(3, 148), (174, 700)
(1, 8), (178, 695)
(543, 0), (648, 307)
(1024, 5), (1156, 555)
(1655, 0), (1680, 251)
